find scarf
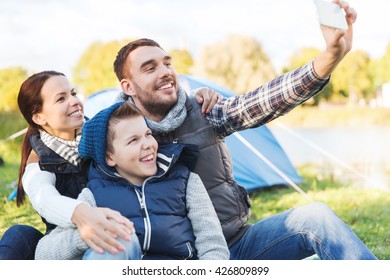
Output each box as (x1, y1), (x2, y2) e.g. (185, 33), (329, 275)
(128, 87), (187, 134)
(39, 129), (82, 167)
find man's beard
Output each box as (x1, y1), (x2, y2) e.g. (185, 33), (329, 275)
(132, 80), (177, 119)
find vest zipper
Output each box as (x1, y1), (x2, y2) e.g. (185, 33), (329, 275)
(135, 158), (173, 253)
(133, 187), (151, 252)
(97, 155), (175, 255)
(185, 242), (194, 259)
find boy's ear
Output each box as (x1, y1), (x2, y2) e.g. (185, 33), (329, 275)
(106, 153), (116, 167)
(32, 112), (47, 126)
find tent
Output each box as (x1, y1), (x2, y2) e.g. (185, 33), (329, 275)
(83, 75), (303, 192)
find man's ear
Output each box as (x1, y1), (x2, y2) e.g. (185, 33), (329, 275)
(106, 153), (116, 167)
(32, 113), (47, 126)
(120, 79), (135, 99)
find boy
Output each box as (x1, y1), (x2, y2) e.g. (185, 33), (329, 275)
(35, 101), (229, 260)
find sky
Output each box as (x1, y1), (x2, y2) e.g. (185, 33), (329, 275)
(1, 0), (389, 78)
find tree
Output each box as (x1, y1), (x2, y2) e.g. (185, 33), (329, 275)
(282, 47), (321, 73)
(332, 50), (374, 104)
(0, 67), (28, 112)
(284, 48), (374, 105)
(73, 39), (131, 96)
(169, 49), (193, 74)
(370, 43), (390, 88)
(193, 35), (275, 94)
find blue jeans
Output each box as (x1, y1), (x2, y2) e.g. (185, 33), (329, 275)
(82, 233), (142, 260)
(229, 202), (377, 260)
(0, 225), (43, 260)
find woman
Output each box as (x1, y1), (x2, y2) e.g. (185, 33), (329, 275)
(0, 71), (134, 260)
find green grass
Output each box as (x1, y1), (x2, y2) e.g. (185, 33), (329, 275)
(0, 110), (389, 259)
(248, 165), (390, 259)
(0, 111), (46, 235)
(0, 146), (46, 235)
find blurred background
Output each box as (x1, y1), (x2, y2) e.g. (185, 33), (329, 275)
(0, 0), (389, 258)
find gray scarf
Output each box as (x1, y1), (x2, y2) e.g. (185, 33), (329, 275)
(126, 87), (187, 134)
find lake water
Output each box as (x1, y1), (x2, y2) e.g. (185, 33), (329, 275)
(269, 124), (390, 190)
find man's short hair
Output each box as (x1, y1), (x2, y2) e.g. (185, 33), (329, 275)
(113, 38), (162, 81)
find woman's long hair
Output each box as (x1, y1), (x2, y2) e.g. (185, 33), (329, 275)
(16, 71), (65, 206)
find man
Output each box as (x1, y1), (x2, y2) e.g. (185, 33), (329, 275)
(113, 1), (376, 259)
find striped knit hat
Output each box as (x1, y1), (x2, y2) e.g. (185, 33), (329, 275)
(79, 101), (125, 171)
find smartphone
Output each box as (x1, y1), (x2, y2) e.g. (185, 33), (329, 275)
(314, 0), (348, 30)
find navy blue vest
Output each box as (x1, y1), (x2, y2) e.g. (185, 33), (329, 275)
(88, 144), (198, 259)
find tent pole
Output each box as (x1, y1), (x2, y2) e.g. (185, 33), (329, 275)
(0, 127), (27, 144)
(233, 132), (313, 202)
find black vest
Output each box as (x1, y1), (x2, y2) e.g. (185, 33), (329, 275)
(29, 132), (88, 232)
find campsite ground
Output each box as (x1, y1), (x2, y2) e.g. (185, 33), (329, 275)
(248, 164), (389, 260)
(1, 108), (389, 259)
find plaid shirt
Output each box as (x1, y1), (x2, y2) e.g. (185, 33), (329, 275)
(206, 60), (329, 137)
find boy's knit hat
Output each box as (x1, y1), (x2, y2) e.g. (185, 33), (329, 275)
(79, 101), (125, 171)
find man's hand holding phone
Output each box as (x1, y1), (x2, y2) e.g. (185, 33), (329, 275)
(314, 0), (348, 30)
(311, 0), (357, 78)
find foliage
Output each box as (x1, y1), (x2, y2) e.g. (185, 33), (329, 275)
(169, 49), (194, 74)
(370, 43), (390, 86)
(72, 39), (132, 96)
(0, 111), (27, 140)
(193, 35), (275, 94)
(283, 47), (321, 72)
(0, 67), (28, 112)
(283, 48), (382, 106)
(332, 50), (375, 104)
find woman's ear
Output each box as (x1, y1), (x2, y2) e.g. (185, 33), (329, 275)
(106, 153), (116, 167)
(32, 113), (46, 126)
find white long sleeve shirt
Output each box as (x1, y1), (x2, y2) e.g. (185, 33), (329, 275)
(22, 163), (84, 228)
